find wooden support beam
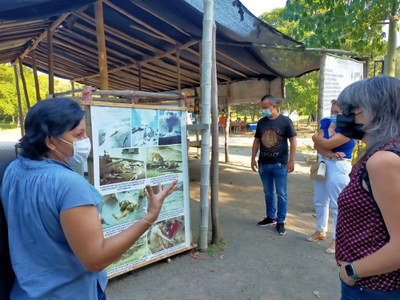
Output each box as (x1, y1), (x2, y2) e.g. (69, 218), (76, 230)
(216, 50), (259, 75)
(138, 64), (142, 91)
(104, 1), (176, 44)
(13, 65), (25, 136)
(93, 90), (181, 100)
(187, 48), (247, 78)
(47, 28), (54, 95)
(72, 22), (145, 57)
(18, 58), (31, 109)
(130, 1), (191, 38)
(177, 49), (181, 91)
(146, 62), (199, 85)
(94, 0), (109, 90)
(31, 50), (41, 101)
(16, 13), (70, 63)
(72, 40), (198, 82)
(75, 11), (160, 53)
(29, 47), (94, 79)
(62, 28), (135, 62)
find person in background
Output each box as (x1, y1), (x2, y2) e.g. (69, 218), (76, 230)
(1, 98), (177, 299)
(218, 114), (228, 134)
(307, 100), (355, 254)
(251, 95), (297, 235)
(335, 76), (400, 299)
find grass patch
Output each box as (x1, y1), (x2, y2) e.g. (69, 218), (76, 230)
(206, 239), (226, 256)
(0, 123), (18, 130)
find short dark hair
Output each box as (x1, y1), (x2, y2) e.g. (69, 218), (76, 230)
(261, 95), (280, 106)
(260, 94), (274, 102)
(19, 98), (85, 160)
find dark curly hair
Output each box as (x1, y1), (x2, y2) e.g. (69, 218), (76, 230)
(19, 98), (85, 160)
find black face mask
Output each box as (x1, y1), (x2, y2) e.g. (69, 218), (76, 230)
(336, 113), (365, 140)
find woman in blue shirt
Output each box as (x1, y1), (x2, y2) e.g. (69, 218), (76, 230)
(306, 100), (356, 255)
(1, 98), (176, 299)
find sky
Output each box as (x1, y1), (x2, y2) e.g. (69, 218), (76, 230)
(239, 0), (286, 17)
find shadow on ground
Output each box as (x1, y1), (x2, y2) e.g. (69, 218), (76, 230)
(107, 151), (340, 300)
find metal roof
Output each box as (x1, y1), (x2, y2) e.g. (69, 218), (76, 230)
(0, 0), (321, 92)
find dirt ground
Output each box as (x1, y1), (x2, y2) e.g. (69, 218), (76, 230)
(0, 126), (341, 299)
(107, 125), (341, 300)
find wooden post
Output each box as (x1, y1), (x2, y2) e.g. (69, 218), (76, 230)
(95, 0), (109, 90)
(71, 81), (75, 97)
(177, 48), (183, 106)
(31, 50), (41, 101)
(48, 28), (54, 95)
(85, 106), (95, 184)
(138, 63), (142, 91)
(18, 58), (31, 109)
(225, 84), (231, 162)
(13, 65), (25, 136)
(210, 21), (220, 245)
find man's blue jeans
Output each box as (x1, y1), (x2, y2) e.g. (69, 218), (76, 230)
(258, 162), (288, 223)
(340, 278), (400, 299)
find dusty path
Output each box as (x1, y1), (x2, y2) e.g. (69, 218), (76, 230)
(107, 126), (341, 300)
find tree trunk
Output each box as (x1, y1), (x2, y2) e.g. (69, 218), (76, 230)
(384, 5), (398, 77)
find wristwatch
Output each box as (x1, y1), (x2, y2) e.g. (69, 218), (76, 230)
(345, 262), (362, 282)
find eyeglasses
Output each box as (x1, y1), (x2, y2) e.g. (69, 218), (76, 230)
(353, 111), (363, 116)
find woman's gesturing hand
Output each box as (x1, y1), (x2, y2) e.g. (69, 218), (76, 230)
(145, 180), (178, 222)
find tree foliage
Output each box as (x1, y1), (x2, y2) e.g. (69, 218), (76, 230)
(283, 0), (397, 61)
(0, 64), (76, 123)
(260, 1), (398, 118)
(283, 72), (319, 117)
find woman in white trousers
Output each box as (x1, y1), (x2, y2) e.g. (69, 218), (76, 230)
(307, 101), (356, 254)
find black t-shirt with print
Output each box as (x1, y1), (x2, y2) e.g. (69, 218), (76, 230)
(254, 114), (297, 164)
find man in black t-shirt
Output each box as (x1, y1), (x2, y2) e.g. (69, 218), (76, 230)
(251, 95), (297, 235)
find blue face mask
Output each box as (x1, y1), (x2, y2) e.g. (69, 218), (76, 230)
(330, 115), (337, 123)
(262, 109), (272, 117)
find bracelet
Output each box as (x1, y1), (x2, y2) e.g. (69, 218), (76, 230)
(141, 217), (153, 226)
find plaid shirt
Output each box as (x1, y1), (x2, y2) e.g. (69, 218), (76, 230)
(336, 142), (400, 291)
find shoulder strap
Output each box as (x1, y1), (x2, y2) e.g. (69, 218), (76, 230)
(361, 147), (400, 196)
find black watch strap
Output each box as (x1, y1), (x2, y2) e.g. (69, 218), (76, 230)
(345, 262), (362, 282)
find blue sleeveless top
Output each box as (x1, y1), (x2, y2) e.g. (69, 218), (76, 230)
(320, 118), (356, 159)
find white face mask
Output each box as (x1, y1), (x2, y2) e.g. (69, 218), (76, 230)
(57, 137), (91, 168)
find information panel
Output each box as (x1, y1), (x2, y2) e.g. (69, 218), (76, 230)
(320, 54), (365, 118)
(90, 104), (191, 278)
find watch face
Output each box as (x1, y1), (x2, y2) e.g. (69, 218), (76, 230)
(345, 264), (355, 276)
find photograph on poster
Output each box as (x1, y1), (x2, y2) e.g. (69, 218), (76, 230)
(101, 187), (147, 228)
(131, 109), (159, 147)
(96, 107), (132, 149)
(147, 216), (185, 255)
(158, 181), (184, 215)
(159, 110), (182, 145)
(106, 235), (147, 271)
(146, 145), (183, 178)
(99, 148), (146, 185)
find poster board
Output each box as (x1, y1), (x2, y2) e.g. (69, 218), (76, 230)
(319, 54), (365, 119)
(89, 103), (192, 279)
